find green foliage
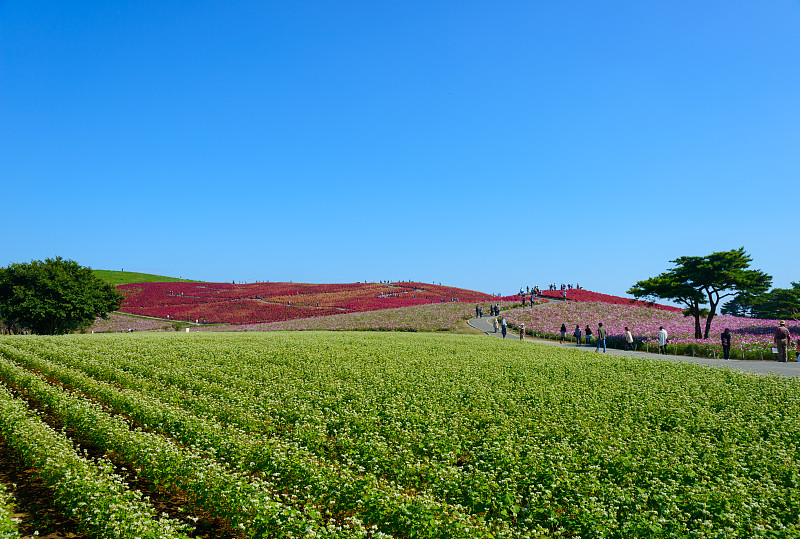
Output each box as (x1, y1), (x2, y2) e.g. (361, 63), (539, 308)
(92, 269), (198, 286)
(2, 332), (800, 537)
(724, 283), (800, 320)
(0, 482), (19, 539)
(0, 257), (123, 335)
(629, 247), (771, 339)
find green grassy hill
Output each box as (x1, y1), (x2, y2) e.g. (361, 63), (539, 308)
(93, 270), (199, 286)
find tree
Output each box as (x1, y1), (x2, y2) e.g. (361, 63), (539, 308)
(0, 257), (123, 335)
(628, 272), (708, 338)
(628, 248), (772, 339)
(725, 282), (800, 320)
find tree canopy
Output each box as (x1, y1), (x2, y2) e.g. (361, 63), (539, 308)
(0, 257), (123, 335)
(628, 247), (771, 339)
(723, 282), (800, 320)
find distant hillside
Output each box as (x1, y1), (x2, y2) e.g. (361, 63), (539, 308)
(93, 270), (198, 286)
(117, 281), (496, 324)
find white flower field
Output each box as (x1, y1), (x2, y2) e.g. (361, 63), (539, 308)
(0, 331), (799, 537)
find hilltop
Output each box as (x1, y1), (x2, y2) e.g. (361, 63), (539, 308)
(93, 269), (199, 286)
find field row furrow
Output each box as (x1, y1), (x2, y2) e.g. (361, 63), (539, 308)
(11, 339), (480, 506)
(0, 342), (515, 539)
(0, 381), (191, 539)
(0, 353), (369, 539)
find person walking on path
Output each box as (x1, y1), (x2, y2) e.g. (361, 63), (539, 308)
(596, 323), (607, 353)
(560, 323), (567, 344)
(624, 327), (634, 351)
(492, 318), (498, 333)
(519, 324), (525, 340)
(774, 321), (791, 362)
(584, 325), (592, 347)
(573, 325), (582, 346)
(721, 328), (732, 360)
(501, 318), (507, 338)
(658, 326), (669, 355)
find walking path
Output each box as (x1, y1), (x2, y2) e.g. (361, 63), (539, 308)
(468, 313), (800, 378)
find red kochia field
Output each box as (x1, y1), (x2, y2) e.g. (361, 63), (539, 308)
(118, 281), (496, 324)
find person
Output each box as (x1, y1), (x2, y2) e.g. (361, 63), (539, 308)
(519, 324), (525, 340)
(573, 325), (582, 345)
(658, 326), (669, 354)
(501, 318), (507, 338)
(624, 327), (634, 351)
(493, 318), (498, 333)
(560, 323), (567, 344)
(476, 305), (481, 319)
(584, 325), (592, 347)
(721, 328), (732, 360)
(774, 321), (791, 362)
(795, 339), (800, 362)
(596, 322), (607, 353)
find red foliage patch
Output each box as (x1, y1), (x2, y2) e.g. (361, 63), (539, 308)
(118, 281), (496, 324)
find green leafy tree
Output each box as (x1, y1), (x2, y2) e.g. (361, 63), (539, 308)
(726, 282), (800, 319)
(628, 247), (772, 339)
(628, 272), (707, 338)
(0, 257), (123, 335)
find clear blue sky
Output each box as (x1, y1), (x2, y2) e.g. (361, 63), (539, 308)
(2, 1), (798, 297)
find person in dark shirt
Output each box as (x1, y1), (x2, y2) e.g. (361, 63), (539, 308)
(774, 321), (791, 362)
(721, 328), (732, 360)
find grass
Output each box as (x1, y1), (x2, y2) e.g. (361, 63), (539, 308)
(92, 270), (199, 286)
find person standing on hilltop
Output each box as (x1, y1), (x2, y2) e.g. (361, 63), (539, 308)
(774, 321), (791, 362)
(658, 326), (669, 354)
(721, 328), (732, 360)
(596, 323), (607, 353)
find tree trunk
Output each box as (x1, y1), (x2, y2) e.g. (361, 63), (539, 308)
(703, 299), (719, 340)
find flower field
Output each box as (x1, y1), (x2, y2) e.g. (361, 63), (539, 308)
(1, 331), (799, 537)
(503, 301), (799, 359)
(117, 281), (496, 324)
(539, 289), (682, 312)
(204, 301), (520, 332)
(88, 312), (175, 332)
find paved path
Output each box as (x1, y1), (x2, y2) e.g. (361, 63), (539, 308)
(468, 314), (800, 378)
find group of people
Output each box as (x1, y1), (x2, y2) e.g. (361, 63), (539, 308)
(558, 322), (612, 353)
(548, 283), (581, 291)
(492, 316), (507, 338)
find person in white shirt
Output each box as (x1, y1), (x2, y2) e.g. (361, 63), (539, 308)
(624, 327), (634, 351)
(658, 326), (669, 354)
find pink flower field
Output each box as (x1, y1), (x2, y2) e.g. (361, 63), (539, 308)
(201, 301), (520, 332)
(87, 313), (173, 332)
(503, 301), (799, 358)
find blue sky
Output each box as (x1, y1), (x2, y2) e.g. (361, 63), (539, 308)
(2, 1), (798, 297)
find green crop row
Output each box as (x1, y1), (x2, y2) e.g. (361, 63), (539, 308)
(10, 335), (532, 527)
(3, 331), (800, 538)
(0, 482), (19, 539)
(0, 381), (191, 538)
(0, 352), (366, 539)
(0, 341), (504, 539)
